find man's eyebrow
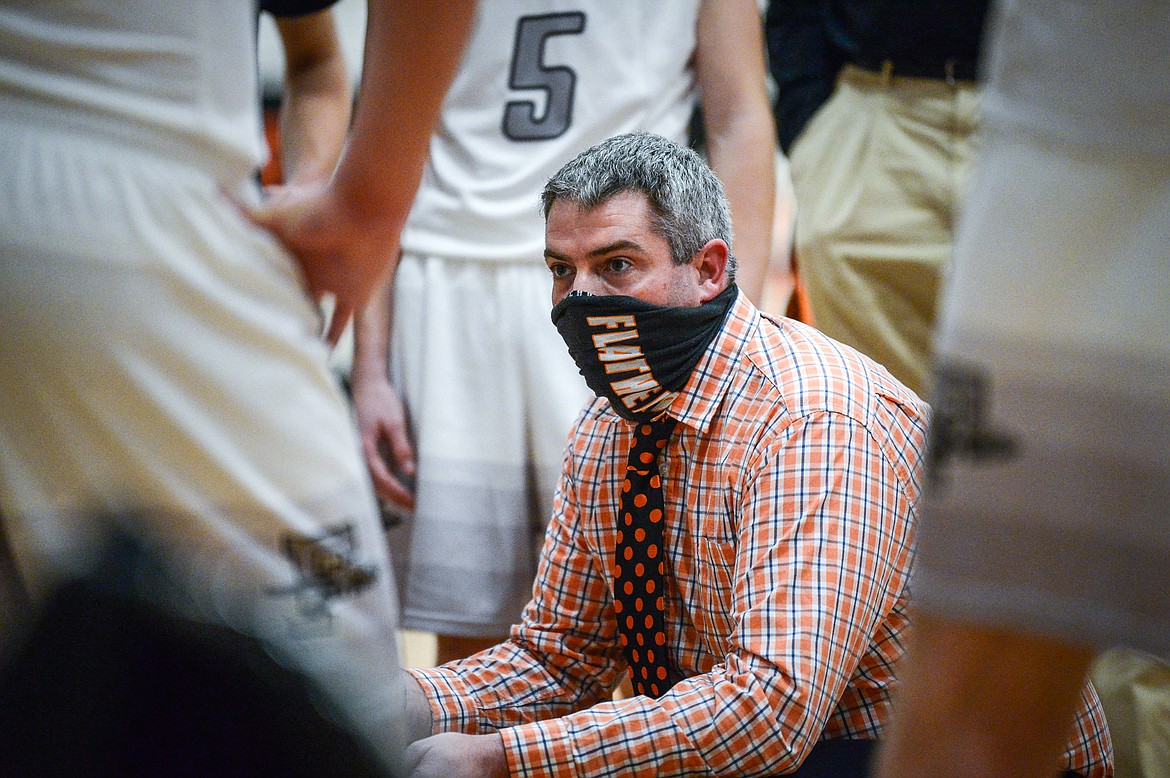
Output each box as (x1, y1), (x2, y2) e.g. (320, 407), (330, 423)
(588, 239), (642, 257)
(545, 239), (644, 262)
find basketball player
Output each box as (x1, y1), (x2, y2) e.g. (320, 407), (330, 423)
(0, 1), (472, 771)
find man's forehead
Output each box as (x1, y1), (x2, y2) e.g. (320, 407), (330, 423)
(545, 196), (658, 253)
(550, 190), (650, 217)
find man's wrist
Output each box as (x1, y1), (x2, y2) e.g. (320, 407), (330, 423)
(349, 338), (391, 386)
(499, 717), (574, 777)
(349, 360), (390, 387)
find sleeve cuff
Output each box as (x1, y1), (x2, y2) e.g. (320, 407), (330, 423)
(406, 665), (478, 734)
(500, 717), (577, 778)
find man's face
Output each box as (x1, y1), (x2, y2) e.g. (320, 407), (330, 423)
(544, 191), (705, 308)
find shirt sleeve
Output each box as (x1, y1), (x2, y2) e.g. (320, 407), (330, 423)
(499, 410), (918, 777)
(407, 442), (627, 737)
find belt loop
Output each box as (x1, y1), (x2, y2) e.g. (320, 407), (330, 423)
(945, 57), (957, 86)
(881, 58), (894, 87)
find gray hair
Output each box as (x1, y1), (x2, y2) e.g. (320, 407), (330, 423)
(541, 132), (736, 278)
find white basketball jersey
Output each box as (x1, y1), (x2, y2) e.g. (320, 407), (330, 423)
(400, 0), (703, 261)
(0, 0), (264, 183)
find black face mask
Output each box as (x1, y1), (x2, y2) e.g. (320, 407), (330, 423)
(551, 284), (737, 422)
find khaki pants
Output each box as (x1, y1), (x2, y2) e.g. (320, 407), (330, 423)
(790, 64), (980, 398)
(1092, 649), (1170, 778)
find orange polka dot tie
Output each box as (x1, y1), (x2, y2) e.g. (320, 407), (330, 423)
(615, 416), (681, 697)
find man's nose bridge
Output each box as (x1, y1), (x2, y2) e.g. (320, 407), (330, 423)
(568, 267), (603, 296)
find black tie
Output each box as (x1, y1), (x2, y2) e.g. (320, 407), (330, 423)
(614, 416), (681, 697)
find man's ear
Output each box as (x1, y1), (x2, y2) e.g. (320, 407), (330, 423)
(692, 239), (730, 303)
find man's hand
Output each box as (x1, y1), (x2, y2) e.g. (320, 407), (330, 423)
(238, 182), (404, 346)
(405, 733), (508, 778)
(352, 372), (416, 511)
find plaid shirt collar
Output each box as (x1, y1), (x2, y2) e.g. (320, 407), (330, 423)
(666, 287), (758, 434)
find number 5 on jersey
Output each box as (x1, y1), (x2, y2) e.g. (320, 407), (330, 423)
(503, 12), (586, 141)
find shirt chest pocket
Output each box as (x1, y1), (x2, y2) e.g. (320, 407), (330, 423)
(671, 484), (738, 653)
(683, 535), (738, 656)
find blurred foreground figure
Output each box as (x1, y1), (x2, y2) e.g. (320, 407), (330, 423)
(0, 1), (472, 773)
(875, 1), (1170, 776)
(0, 532), (384, 777)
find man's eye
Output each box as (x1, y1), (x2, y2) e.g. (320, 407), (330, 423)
(606, 258), (632, 273)
(548, 264), (573, 278)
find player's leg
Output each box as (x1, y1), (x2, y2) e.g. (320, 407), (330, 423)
(881, 92), (1168, 778)
(389, 256), (554, 660)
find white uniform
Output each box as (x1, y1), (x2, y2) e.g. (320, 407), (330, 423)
(389, 0), (703, 636)
(0, 2), (408, 768)
(913, 0), (1170, 655)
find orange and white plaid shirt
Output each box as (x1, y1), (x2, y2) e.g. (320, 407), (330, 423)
(409, 292), (1112, 777)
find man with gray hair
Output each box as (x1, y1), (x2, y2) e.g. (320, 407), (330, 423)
(397, 132), (1107, 777)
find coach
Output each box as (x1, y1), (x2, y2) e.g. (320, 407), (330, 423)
(396, 132), (1109, 777)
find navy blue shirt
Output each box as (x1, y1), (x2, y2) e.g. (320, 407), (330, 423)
(766, 0), (989, 152)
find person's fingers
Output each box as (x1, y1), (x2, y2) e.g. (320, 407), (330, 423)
(403, 738), (428, 773)
(361, 429), (415, 511)
(388, 418), (416, 479)
(261, 186), (290, 208)
(224, 185), (389, 348)
(361, 434), (396, 493)
(381, 477), (415, 513)
(225, 187), (267, 229)
(224, 186), (327, 300)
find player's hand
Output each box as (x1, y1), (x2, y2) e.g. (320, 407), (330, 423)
(352, 372), (416, 511)
(405, 733), (508, 778)
(258, 181), (308, 209)
(236, 182), (404, 347)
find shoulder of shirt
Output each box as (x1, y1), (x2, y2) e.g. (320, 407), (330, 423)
(739, 310), (928, 430)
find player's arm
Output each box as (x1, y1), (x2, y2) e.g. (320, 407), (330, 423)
(351, 275), (416, 510)
(695, 0), (776, 305)
(241, 0), (475, 345)
(273, 7), (351, 190)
